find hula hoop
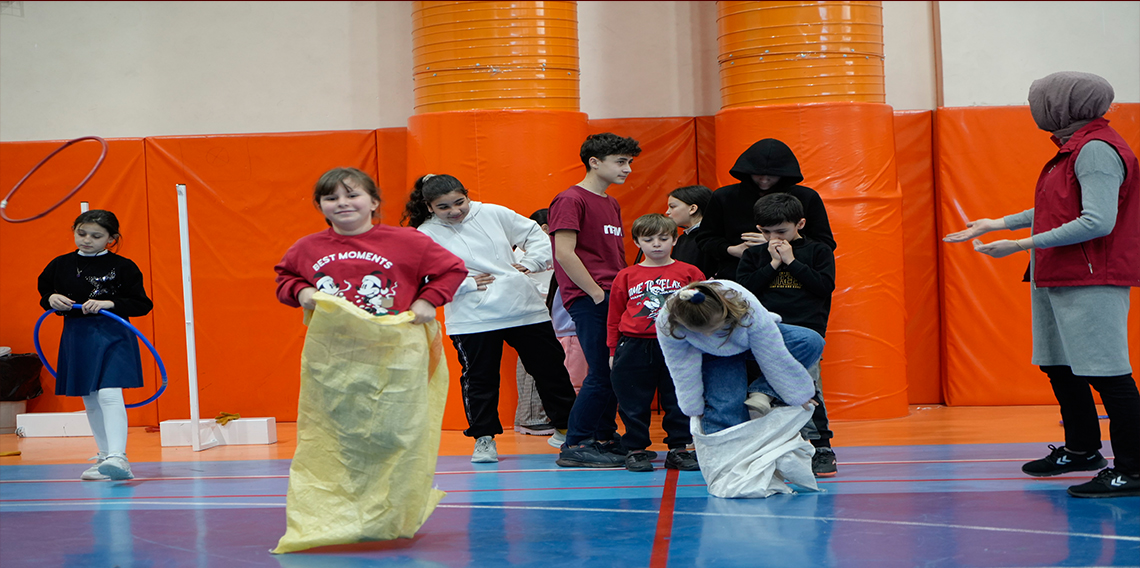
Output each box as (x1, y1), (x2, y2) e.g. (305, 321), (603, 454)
(1, 136), (109, 223)
(34, 304), (168, 408)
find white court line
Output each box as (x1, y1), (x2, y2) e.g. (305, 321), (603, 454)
(0, 456), (1115, 483)
(0, 500), (285, 508)
(436, 504), (1140, 543)
(5, 499), (1136, 544)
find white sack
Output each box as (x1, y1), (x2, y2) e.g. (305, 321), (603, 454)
(691, 406), (820, 498)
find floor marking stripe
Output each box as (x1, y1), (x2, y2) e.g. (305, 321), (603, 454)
(436, 504), (1140, 543)
(649, 468), (679, 568)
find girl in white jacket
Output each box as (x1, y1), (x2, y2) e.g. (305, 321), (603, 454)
(405, 174), (578, 463)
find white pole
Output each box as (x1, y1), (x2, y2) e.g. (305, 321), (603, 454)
(176, 184), (216, 452)
(80, 201), (89, 213)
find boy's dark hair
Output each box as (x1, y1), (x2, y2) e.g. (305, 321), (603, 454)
(631, 213), (676, 240)
(580, 133), (641, 169)
(402, 174), (468, 228)
(529, 208), (548, 226)
(669, 185), (713, 215)
(72, 209), (122, 251)
(753, 192), (805, 227)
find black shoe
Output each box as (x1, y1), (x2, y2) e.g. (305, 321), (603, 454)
(556, 440), (626, 468)
(665, 448), (699, 471)
(625, 451), (654, 472)
(1022, 445), (1107, 477)
(1067, 468), (1140, 498)
(598, 436), (657, 459)
(812, 447), (837, 478)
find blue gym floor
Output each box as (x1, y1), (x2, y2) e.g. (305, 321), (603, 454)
(1, 441), (1137, 567)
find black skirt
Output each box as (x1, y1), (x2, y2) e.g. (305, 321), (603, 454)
(55, 316), (144, 396)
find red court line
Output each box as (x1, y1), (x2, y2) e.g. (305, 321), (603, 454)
(649, 468), (679, 568)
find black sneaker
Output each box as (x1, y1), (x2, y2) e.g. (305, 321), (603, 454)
(598, 436), (657, 459)
(665, 448), (699, 471)
(1067, 468), (1140, 498)
(556, 440), (626, 468)
(1021, 445), (1107, 477)
(625, 451), (654, 472)
(812, 447), (837, 477)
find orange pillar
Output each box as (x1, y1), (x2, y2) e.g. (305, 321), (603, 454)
(407, 1), (589, 429)
(715, 1), (908, 420)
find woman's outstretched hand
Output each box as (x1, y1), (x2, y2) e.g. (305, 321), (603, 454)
(944, 218), (1004, 242)
(972, 239), (1024, 259)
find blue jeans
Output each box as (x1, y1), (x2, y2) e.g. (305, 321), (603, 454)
(701, 323), (824, 434)
(564, 293), (619, 446)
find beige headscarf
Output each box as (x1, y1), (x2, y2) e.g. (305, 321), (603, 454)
(1028, 72), (1115, 141)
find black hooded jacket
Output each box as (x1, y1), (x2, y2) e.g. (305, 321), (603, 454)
(697, 139), (836, 279)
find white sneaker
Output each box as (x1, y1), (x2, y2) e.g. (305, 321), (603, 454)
(81, 454), (109, 481)
(471, 436), (498, 463)
(745, 392), (773, 419)
(547, 429), (566, 449)
(98, 455), (135, 480)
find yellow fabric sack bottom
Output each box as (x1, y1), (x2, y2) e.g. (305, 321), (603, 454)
(272, 293), (449, 554)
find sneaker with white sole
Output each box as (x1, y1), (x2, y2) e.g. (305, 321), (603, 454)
(547, 429), (566, 449)
(515, 423), (555, 436)
(81, 454), (109, 481)
(97, 455), (134, 480)
(472, 436), (498, 463)
(745, 392), (773, 419)
(1067, 468), (1140, 498)
(1022, 445), (1107, 477)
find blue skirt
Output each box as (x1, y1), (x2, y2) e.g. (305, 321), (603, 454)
(55, 315), (144, 396)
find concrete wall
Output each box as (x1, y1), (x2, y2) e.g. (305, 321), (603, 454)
(2, 1), (1137, 141)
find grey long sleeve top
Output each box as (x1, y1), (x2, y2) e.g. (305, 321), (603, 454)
(1004, 141), (1126, 247)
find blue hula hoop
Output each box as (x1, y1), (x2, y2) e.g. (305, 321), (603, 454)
(34, 304), (168, 408)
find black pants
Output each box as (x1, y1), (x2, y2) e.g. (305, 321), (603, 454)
(451, 322), (578, 439)
(1043, 365), (1140, 474)
(610, 336), (692, 451)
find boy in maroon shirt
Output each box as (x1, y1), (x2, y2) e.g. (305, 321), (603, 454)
(607, 214), (703, 472)
(550, 133), (642, 468)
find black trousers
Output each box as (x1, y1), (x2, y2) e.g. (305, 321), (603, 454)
(610, 336), (692, 451)
(1043, 365), (1140, 475)
(451, 321), (578, 439)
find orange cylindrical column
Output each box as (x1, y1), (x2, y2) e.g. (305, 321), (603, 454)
(413, 1), (580, 113)
(714, 1), (907, 420)
(718, 1), (885, 107)
(408, 2), (589, 430)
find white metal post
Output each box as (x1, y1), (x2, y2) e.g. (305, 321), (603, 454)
(176, 184), (216, 451)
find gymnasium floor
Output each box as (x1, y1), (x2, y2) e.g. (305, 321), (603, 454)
(1, 405), (1137, 568)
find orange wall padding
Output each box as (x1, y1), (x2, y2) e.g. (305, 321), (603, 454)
(893, 110), (942, 404)
(695, 115), (719, 190)
(716, 102), (909, 420)
(936, 104), (1140, 405)
(143, 131), (380, 422)
(0, 139), (159, 426)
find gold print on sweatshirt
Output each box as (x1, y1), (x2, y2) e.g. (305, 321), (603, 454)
(769, 271), (802, 289)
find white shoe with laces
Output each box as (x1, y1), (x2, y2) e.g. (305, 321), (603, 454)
(81, 454), (109, 481)
(471, 436), (498, 463)
(547, 429), (566, 449)
(98, 454), (135, 480)
(745, 392), (773, 419)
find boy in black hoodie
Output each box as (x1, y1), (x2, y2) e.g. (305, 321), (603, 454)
(698, 138), (840, 477)
(698, 138), (836, 281)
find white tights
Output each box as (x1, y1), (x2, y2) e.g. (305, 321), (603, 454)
(82, 388), (128, 458)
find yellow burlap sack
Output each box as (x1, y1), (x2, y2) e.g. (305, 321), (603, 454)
(272, 293), (448, 554)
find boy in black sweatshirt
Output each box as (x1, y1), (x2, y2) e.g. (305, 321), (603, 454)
(736, 193), (839, 477)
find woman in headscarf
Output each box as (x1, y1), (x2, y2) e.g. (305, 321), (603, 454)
(945, 72), (1140, 498)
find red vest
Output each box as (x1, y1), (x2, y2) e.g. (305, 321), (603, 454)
(1032, 118), (1140, 287)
